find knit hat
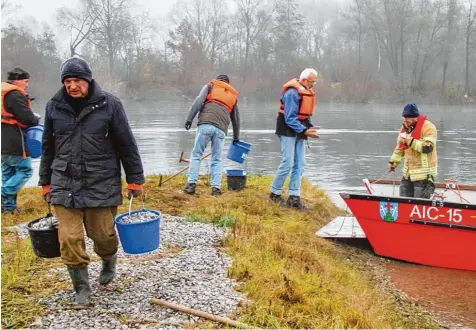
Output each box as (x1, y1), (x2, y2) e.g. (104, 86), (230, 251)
(7, 68), (30, 81)
(216, 74), (230, 83)
(402, 103), (419, 118)
(60, 55), (93, 83)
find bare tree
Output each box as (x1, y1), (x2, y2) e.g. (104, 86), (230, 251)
(463, 0), (476, 93)
(342, 0), (366, 72)
(234, 0), (274, 81)
(1, 0), (21, 20)
(56, 5), (97, 57)
(441, 0), (459, 92)
(409, 0), (446, 94)
(170, 0), (227, 71)
(360, 0), (410, 94)
(86, 0), (132, 79)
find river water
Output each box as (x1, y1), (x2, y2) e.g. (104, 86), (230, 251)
(28, 101), (476, 198)
(26, 101), (476, 326)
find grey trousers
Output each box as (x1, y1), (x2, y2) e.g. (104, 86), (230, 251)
(400, 177), (435, 199)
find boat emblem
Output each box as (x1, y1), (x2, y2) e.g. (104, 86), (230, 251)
(379, 201), (399, 222)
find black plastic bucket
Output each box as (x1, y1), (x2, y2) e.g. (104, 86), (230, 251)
(27, 216), (61, 258)
(226, 169), (247, 191)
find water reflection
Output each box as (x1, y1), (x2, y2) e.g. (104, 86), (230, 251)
(387, 263), (476, 327)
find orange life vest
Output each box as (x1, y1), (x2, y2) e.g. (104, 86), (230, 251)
(279, 78), (315, 120)
(205, 79), (238, 113)
(399, 115), (427, 149)
(1, 82), (32, 128)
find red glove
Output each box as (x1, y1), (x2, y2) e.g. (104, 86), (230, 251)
(42, 185), (51, 203)
(127, 183), (143, 199)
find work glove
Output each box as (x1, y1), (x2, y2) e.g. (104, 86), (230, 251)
(41, 185), (51, 203)
(232, 139), (239, 145)
(127, 183), (143, 199)
(185, 121), (192, 130)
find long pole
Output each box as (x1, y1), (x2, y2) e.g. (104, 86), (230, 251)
(149, 298), (251, 328)
(159, 152), (212, 186)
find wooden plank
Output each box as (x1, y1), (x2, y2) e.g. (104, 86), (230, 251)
(316, 216), (366, 238)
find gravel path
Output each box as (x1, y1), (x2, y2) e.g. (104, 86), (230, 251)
(9, 214), (246, 329)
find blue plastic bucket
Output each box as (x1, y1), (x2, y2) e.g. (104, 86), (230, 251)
(227, 140), (251, 164)
(114, 209), (161, 254)
(25, 125), (44, 159)
(226, 169), (246, 176)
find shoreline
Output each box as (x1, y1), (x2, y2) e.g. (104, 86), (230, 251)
(2, 175), (445, 328)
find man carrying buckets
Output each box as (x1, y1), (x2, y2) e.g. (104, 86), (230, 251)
(1, 68), (40, 214)
(38, 56), (145, 308)
(183, 74), (240, 196)
(269, 68), (320, 210)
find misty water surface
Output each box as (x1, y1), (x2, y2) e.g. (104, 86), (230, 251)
(27, 101), (476, 207)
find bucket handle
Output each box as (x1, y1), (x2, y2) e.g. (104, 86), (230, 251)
(128, 195), (146, 217)
(46, 202), (53, 217)
(45, 202), (57, 229)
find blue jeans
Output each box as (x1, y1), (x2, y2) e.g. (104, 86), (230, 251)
(187, 124), (225, 189)
(1, 155), (33, 211)
(270, 136), (305, 197)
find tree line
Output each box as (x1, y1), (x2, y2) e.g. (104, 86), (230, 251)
(2, 0), (476, 105)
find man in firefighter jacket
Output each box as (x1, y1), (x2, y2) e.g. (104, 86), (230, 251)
(1, 68), (40, 213)
(388, 103), (438, 198)
(183, 74), (240, 196)
(270, 68), (320, 210)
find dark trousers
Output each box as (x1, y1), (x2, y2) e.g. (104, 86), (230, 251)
(400, 176), (435, 199)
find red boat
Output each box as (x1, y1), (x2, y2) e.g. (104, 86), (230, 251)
(340, 192), (476, 271)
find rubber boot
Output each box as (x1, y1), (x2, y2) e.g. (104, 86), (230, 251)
(99, 254), (117, 285)
(67, 267), (91, 307)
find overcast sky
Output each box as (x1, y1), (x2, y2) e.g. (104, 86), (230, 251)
(1, 0), (177, 54)
(3, 0), (176, 22)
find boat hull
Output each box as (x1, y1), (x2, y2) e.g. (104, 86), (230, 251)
(340, 193), (476, 271)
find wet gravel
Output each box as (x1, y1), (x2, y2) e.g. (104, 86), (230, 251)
(28, 216), (58, 230)
(9, 214), (246, 329)
(117, 211), (159, 224)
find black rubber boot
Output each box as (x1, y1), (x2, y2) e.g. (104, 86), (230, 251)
(184, 183), (196, 194)
(67, 267), (91, 307)
(211, 187), (222, 196)
(99, 254), (117, 285)
(269, 193), (286, 206)
(286, 195), (309, 211)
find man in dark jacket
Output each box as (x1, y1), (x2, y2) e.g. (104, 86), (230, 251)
(39, 56), (145, 307)
(1, 68), (40, 213)
(183, 74), (240, 196)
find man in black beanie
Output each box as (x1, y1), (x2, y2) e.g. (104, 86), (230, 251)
(183, 74), (240, 196)
(1, 67), (39, 213)
(38, 55), (145, 307)
(388, 103), (438, 198)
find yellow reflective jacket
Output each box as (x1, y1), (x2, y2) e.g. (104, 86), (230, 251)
(389, 119), (438, 182)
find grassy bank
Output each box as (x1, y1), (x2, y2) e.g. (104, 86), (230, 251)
(1, 175), (438, 328)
